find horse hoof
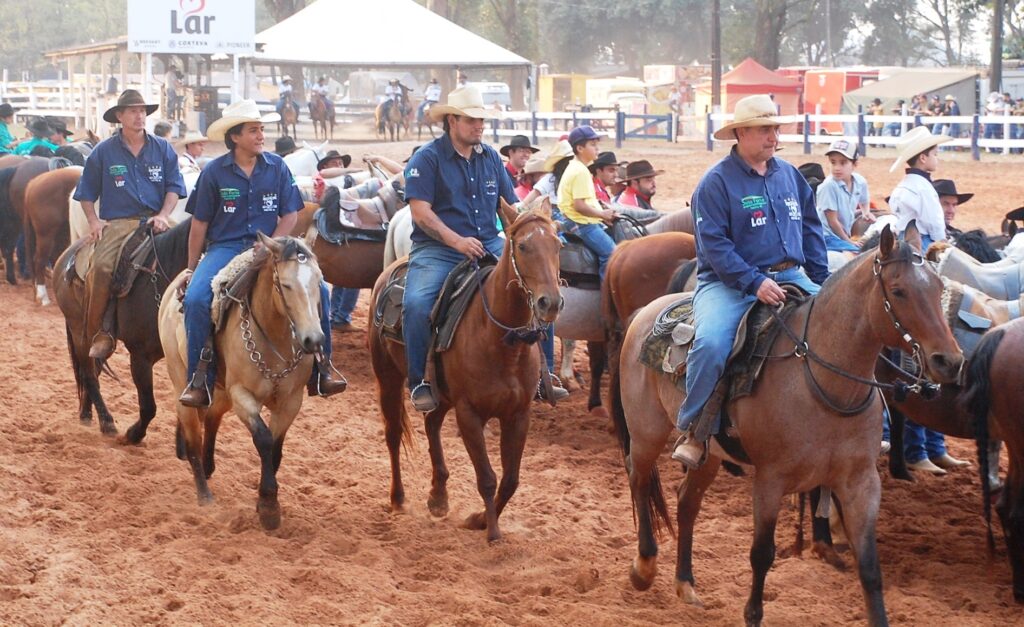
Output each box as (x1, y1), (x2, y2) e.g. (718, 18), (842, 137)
(427, 495), (449, 518)
(486, 528), (502, 544)
(197, 491), (214, 506)
(119, 425), (145, 446)
(257, 502), (281, 530)
(462, 511), (488, 531)
(629, 555), (657, 591)
(99, 422), (118, 437)
(675, 580), (704, 607)
(812, 541), (848, 571)
(589, 406), (609, 420)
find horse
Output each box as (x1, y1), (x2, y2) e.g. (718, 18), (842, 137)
(23, 166), (80, 305)
(368, 201), (562, 542)
(51, 217), (191, 440)
(376, 88), (411, 142)
(417, 100), (437, 140)
(278, 99), (299, 139)
(282, 141), (327, 179)
(158, 234), (326, 530)
(0, 157), (52, 282)
(611, 225), (962, 625)
(309, 91), (335, 141)
(929, 243), (1024, 300)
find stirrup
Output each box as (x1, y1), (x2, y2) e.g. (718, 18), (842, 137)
(410, 381), (438, 413)
(670, 432), (708, 470)
(88, 330), (116, 360)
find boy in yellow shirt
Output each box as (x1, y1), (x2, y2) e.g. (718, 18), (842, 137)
(557, 125), (618, 279)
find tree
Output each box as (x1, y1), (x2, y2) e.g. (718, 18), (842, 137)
(915, 0), (986, 65)
(861, 0), (933, 66)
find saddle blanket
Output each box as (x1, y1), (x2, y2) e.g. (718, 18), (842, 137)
(210, 248), (256, 331)
(314, 207), (387, 245)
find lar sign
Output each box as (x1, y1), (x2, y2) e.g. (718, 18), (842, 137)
(170, 10), (216, 34)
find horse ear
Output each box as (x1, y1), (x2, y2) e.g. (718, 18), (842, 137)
(257, 231), (282, 255)
(498, 198), (518, 234)
(535, 196), (552, 219)
(1011, 221), (1019, 237)
(903, 219), (923, 253)
(879, 224), (895, 258)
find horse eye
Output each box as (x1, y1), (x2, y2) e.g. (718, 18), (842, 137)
(891, 287), (906, 298)
(517, 243), (527, 252)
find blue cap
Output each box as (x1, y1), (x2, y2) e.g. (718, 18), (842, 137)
(568, 125), (602, 147)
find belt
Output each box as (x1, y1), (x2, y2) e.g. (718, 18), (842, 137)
(766, 260), (797, 273)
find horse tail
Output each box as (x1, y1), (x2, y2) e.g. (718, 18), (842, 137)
(65, 322), (86, 406)
(609, 345), (673, 537)
(666, 258), (698, 294)
(962, 326), (1006, 556)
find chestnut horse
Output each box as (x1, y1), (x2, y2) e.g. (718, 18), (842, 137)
(51, 217), (191, 440)
(368, 202), (562, 542)
(159, 234), (327, 530)
(612, 227), (963, 625)
(0, 157), (50, 283)
(309, 91), (335, 140)
(24, 166), (80, 305)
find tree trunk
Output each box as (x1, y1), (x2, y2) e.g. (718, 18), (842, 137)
(752, 0), (788, 69)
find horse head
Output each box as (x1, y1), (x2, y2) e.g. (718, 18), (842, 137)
(503, 197), (562, 324)
(870, 222), (963, 384)
(256, 232), (324, 355)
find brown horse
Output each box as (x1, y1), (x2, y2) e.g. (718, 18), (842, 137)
(376, 87), (411, 142)
(0, 157), (51, 283)
(368, 201), (562, 542)
(278, 99), (298, 139)
(309, 92), (335, 140)
(51, 217), (191, 439)
(159, 234), (327, 530)
(23, 166), (80, 305)
(612, 226), (962, 625)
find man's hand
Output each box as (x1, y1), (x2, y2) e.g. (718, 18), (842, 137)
(86, 217), (106, 243)
(176, 268), (193, 300)
(147, 214), (171, 233)
(859, 206), (876, 223)
(451, 236), (485, 260)
(756, 278), (787, 306)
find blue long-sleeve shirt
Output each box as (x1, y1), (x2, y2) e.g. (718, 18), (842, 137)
(693, 148), (829, 295)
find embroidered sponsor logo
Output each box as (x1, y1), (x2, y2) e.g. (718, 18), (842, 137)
(484, 179), (497, 196)
(109, 165), (128, 176)
(261, 192), (278, 212)
(222, 201), (236, 214)
(146, 164), (163, 183)
(785, 197), (801, 220)
(220, 188), (241, 201)
(750, 209), (767, 228)
(406, 167), (420, 178)
(741, 195), (766, 212)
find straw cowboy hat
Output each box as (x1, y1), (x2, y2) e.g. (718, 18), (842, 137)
(542, 139), (573, 171)
(206, 99), (281, 142)
(713, 94), (790, 141)
(523, 155), (551, 176)
(428, 85), (500, 123)
(103, 89), (158, 124)
(888, 125), (951, 172)
(176, 130), (208, 147)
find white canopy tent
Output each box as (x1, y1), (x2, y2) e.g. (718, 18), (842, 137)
(255, 0), (531, 69)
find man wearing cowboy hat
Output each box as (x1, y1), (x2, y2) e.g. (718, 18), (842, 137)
(276, 76), (299, 119)
(14, 118), (59, 155)
(887, 125), (952, 248)
(500, 135), (539, 181)
(176, 130), (209, 172)
(672, 94), (829, 468)
(418, 77), (442, 123)
(614, 159), (664, 210)
(932, 179), (973, 241)
(177, 99), (347, 407)
(401, 84), (520, 412)
(44, 117), (73, 147)
(589, 151), (625, 203)
(310, 75), (336, 119)
(73, 89), (187, 361)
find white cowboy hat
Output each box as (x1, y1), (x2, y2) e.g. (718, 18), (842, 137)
(175, 130), (208, 146)
(523, 155), (551, 176)
(888, 126), (951, 172)
(428, 85), (499, 122)
(713, 94), (791, 141)
(541, 140), (573, 171)
(205, 100), (281, 142)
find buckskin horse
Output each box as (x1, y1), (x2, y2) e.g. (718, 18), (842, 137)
(368, 200), (562, 542)
(376, 86), (411, 142)
(23, 166), (81, 305)
(611, 225), (962, 626)
(52, 217), (191, 440)
(159, 234), (327, 530)
(309, 91), (335, 141)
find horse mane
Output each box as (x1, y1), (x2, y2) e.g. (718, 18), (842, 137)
(954, 229), (1002, 263)
(666, 258), (698, 294)
(154, 217), (192, 273)
(54, 145), (85, 167)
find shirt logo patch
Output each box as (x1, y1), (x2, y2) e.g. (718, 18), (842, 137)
(741, 195), (767, 212)
(223, 201), (236, 214)
(261, 192), (278, 212)
(146, 164), (163, 183)
(750, 209), (767, 228)
(220, 188), (241, 201)
(108, 165), (128, 176)
(484, 179), (497, 196)
(785, 197), (801, 220)
(406, 167), (420, 178)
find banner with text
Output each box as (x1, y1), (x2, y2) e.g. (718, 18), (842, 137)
(127, 0), (254, 55)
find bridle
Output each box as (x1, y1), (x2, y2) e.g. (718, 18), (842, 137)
(769, 249), (937, 416)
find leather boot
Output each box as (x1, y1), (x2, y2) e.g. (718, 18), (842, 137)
(179, 345), (213, 408)
(88, 301), (118, 360)
(307, 354), (348, 397)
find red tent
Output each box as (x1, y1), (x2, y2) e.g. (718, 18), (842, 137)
(720, 58), (801, 114)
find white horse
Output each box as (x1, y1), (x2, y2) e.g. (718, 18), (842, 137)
(282, 140), (328, 178)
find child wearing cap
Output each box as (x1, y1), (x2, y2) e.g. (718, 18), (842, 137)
(557, 126), (617, 280)
(816, 139), (870, 252)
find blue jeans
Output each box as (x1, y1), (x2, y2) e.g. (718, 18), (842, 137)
(883, 123), (901, 137)
(904, 420), (946, 463)
(542, 329), (555, 372)
(417, 100), (436, 122)
(403, 237), (505, 389)
(564, 220), (615, 281)
(184, 239), (332, 386)
(824, 233), (859, 252)
(331, 287), (359, 325)
(676, 267), (821, 432)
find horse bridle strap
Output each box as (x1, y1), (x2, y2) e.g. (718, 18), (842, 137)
(235, 255), (311, 382)
(474, 241), (550, 345)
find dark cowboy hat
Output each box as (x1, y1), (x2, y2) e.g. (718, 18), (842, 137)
(588, 151), (625, 173)
(932, 179), (973, 204)
(615, 159), (664, 183)
(102, 89), (158, 123)
(798, 162), (826, 189)
(0, 103), (18, 118)
(45, 117), (73, 137)
(317, 149), (352, 170)
(28, 118), (53, 138)
(499, 135), (539, 157)
(274, 136), (297, 156)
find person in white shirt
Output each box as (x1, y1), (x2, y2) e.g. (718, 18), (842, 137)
(276, 76), (298, 117)
(176, 131), (208, 172)
(418, 78), (442, 123)
(310, 75), (335, 118)
(887, 126), (951, 248)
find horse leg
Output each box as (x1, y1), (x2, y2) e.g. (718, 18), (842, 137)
(809, 486), (847, 571)
(425, 405), (451, 517)
(743, 479), (785, 627)
(560, 339), (580, 391)
(675, 457), (721, 606)
(379, 373), (408, 512)
(457, 406), (501, 542)
(492, 409), (530, 521)
(178, 404), (213, 505)
(119, 353), (156, 445)
(587, 341), (607, 417)
(246, 412), (281, 530)
(997, 463), (1024, 602)
(3, 245), (15, 285)
(65, 324), (93, 424)
(887, 407), (913, 481)
(622, 424), (673, 592)
(203, 411), (224, 479)
(833, 469), (888, 626)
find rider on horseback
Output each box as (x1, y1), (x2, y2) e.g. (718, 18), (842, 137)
(73, 89), (186, 361)
(417, 77), (442, 123)
(671, 95), (830, 468)
(310, 76), (336, 118)
(276, 76), (299, 119)
(177, 99), (347, 407)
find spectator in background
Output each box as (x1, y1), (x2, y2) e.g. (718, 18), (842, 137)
(499, 135), (539, 183)
(589, 151), (624, 203)
(984, 91), (1007, 152)
(884, 99), (906, 137)
(163, 65), (181, 121)
(1013, 98), (1024, 154)
(153, 121), (172, 139)
(868, 98), (885, 136)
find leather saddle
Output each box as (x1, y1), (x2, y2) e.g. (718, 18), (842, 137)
(941, 278), (1020, 360)
(937, 247), (1023, 301)
(559, 212), (650, 289)
(314, 207), (387, 244)
(72, 224), (157, 297)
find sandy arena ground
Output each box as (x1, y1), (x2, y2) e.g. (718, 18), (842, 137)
(0, 139), (1021, 625)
